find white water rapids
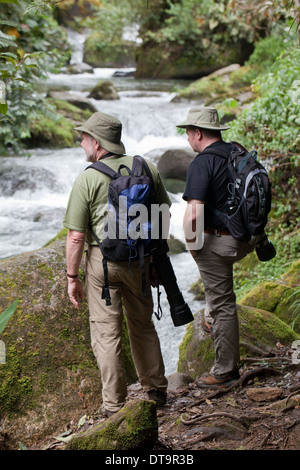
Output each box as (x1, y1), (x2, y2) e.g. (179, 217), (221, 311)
(0, 31), (204, 375)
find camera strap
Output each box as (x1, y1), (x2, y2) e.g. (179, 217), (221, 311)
(153, 286), (163, 321)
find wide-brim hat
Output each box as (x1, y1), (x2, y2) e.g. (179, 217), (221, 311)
(74, 112), (126, 154)
(176, 107), (230, 131)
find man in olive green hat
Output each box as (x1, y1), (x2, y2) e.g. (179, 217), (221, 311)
(179, 107), (254, 387)
(63, 111), (170, 415)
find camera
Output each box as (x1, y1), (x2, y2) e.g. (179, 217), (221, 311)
(255, 232), (276, 262)
(152, 244), (194, 327)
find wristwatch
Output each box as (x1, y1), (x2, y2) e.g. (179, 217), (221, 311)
(67, 273), (78, 279)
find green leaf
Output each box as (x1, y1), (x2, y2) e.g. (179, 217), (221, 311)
(0, 102), (8, 116)
(0, 300), (18, 334)
(0, 0), (19, 3)
(0, 20), (19, 27)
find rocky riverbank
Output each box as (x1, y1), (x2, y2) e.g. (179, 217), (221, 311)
(0, 235), (299, 450)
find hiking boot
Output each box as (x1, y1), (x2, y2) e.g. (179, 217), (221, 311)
(147, 389), (167, 406)
(197, 371), (240, 388)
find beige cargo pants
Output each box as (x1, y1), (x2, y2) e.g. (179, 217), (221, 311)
(193, 232), (254, 379)
(85, 245), (167, 413)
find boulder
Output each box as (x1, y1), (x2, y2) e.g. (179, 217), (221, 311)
(178, 304), (299, 379)
(157, 148), (195, 181)
(239, 260), (300, 333)
(0, 239), (137, 449)
(167, 372), (193, 391)
(64, 399), (158, 450)
(66, 63), (94, 74)
(178, 261), (300, 378)
(88, 80), (119, 101)
(48, 91), (98, 113)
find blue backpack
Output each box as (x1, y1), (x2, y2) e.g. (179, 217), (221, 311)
(87, 155), (162, 305)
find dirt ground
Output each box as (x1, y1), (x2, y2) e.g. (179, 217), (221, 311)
(34, 345), (300, 452)
(151, 351), (300, 451)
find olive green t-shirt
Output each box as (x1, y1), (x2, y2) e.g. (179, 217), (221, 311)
(63, 155), (171, 245)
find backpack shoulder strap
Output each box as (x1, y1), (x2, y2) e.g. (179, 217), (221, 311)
(86, 161), (119, 179)
(202, 148), (229, 159)
(132, 155), (154, 180)
(201, 142), (245, 160)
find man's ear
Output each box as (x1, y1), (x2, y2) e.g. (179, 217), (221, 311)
(196, 128), (202, 141)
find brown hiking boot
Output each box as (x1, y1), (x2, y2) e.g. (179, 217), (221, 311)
(197, 372), (240, 388)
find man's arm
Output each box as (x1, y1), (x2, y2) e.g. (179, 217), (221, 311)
(66, 229), (86, 308)
(183, 198), (204, 256)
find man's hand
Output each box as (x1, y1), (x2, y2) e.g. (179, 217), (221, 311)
(67, 277), (84, 308)
(183, 199), (204, 253)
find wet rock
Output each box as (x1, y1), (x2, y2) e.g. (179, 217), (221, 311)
(88, 80), (119, 100)
(157, 148), (195, 181)
(167, 372), (193, 391)
(48, 91), (97, 112)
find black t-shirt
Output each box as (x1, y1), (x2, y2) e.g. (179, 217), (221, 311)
(183, 140), (233, 230)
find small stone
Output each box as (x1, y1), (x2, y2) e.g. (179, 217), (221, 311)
(246, 387), (283, 402)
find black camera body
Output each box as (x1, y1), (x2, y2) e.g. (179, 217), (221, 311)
(152, 245), (194, 327)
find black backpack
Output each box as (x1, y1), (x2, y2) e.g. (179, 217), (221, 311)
(205, 143), (272, 241)
(86, 155), (162, 305)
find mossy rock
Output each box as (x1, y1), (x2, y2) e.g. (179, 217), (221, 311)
(189, 278), (205, 301)
(177, 310), (215, 378)
(281, 259), (300, 286)
(0, 238), (137, 449)
(88, 80), (119, 100)
(177, 305), (299, 379)
(84, 31), (136, 68)
(167, 235), (186, 255)
(65, 399), (158, 450)
(239, 260), (300, 333)
(161, 178), (186, 194)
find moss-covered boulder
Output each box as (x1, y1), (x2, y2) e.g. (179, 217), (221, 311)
(172, 64), (255, 122)
(0, 239), (137, 449)
(88, 80), (119, 101)
(65, 399), (158, 450)
(83, 31), (136, 68)
(239, 260), (300, 333)
(177, 310), (214, 378)
(178, 304), (299, 379)
(26, 98), (93, 149)
(178, 261), (300, 378)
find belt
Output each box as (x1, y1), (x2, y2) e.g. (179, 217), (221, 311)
(204, 228), (231, 236)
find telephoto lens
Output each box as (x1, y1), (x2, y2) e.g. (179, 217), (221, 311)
(153, 251), (194, 327)
(255, 232), (276, 261)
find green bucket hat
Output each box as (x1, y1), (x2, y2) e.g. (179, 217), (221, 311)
(74, 112), (126, 154)
(176, 107), (230, 131)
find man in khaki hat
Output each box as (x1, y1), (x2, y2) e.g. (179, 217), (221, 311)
(179, 107), (254, 387)
(63, 111), (170, 415)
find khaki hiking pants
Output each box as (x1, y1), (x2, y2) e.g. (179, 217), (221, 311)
(85, 245), (167, 413)
(193, 232), (254, 379)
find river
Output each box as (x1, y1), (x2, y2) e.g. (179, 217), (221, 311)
(0, 30), (204, 375)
